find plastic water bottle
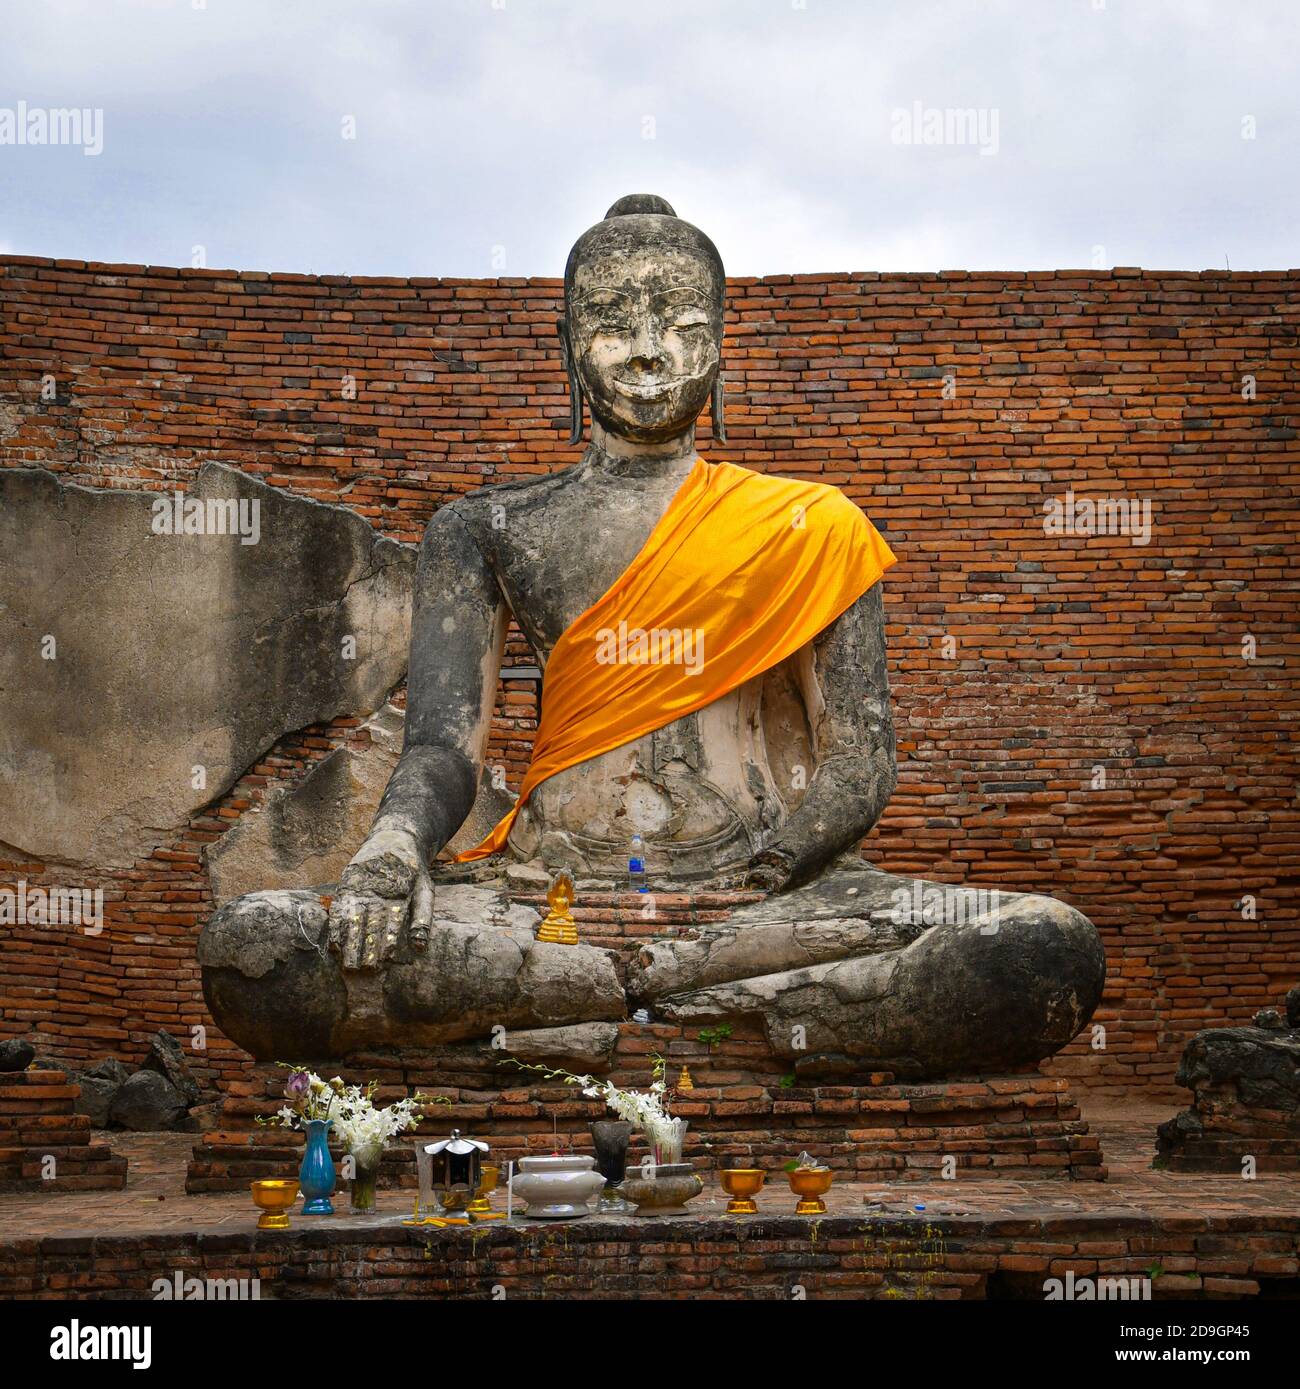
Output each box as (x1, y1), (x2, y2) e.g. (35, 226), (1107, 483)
(629, 833), (648, 893)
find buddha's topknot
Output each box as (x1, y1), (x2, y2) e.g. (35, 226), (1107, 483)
(604, 193), (677, 219)
(564, 195), (725, 309)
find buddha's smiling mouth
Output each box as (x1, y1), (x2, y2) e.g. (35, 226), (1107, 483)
(613, 375), (688, 402)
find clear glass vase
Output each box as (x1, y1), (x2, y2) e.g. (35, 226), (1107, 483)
(348, 1148), (382, 1213)
(650, 1118), (688, 1167)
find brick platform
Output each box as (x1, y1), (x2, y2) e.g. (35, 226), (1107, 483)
(185, 1034), (1106, 1192)
(0, 1070), (127, 1193)
(1157, 1118), (1300, 1174)
(2, 1115), (1296, 1300)
(1154, 1017), (1300, 1173)
(1156, 1095), (1300, 1173)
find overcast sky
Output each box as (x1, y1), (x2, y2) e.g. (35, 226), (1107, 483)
(2, 0), (1296, 277)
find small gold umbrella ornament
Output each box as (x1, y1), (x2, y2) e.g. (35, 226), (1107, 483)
(537, 869), (578, 945)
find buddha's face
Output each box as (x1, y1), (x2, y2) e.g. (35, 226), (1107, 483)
(567, 241), (723, 444)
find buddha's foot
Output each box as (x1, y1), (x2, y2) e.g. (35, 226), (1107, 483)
(641, 869), (1105, 1080)
(198, 883), (624, 1060)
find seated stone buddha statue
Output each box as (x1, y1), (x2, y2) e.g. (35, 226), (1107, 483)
(200, 195), (1105, 1079)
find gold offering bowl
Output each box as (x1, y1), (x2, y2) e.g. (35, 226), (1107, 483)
(465, 1163), (500, 1217)
(787, 1166), (834, 1215)
(719, 1168), (765, 1215)
(250, 1178), (300, 1230)
(439, 1185), (472, 1214)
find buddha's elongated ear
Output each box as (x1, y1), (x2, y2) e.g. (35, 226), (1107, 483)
(557, 317), (584, 446)
(711, 365), (727, 444)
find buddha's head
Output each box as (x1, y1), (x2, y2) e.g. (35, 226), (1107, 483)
(560, 194), (726, 446)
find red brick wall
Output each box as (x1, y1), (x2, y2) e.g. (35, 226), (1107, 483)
(1, 256), (1297, 1101)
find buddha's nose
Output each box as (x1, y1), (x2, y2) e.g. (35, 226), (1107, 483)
(625, 317), (665, 369)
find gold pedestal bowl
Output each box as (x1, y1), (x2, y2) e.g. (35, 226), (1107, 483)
(719, 1168), (765, 1215)
(787, 1166), (833, 1215)
(466, 1163), (504, 1218)
(250, 1178), (300, 1230)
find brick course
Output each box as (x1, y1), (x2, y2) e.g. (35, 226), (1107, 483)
(184, 1053), (1106, 1192)
(4, 1211), (1297, 1301)
(1, 256), (1297, 1102)
(0, 1070), (127, 1193)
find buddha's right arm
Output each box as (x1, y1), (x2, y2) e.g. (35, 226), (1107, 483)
(353, 503), (509, 873)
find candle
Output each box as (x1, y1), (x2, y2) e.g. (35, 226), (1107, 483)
(506, 1159), (514, 1222)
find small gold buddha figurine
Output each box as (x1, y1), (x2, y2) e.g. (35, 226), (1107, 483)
(536, 869), (579, 946)
(677, 1065), (694, 1090)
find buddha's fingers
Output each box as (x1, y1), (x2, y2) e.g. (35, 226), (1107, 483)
(325, 889), (415, 969)
(409, 875), (434, 953)
(343, 903), (369, 971)
(361, 894), (397, 972)
(326, 895), (360, 965)
(378, 898), (406, 961)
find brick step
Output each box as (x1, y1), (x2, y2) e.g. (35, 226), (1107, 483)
(0, 1133), (122, 1155)
(0, 1070), (127, 1192)
(187, 1072), (1107, 1191)
(1164, 1155), (1299, 1173)
(1, 1154), (127, 1175)
(0, 1169), (127, 1193)
(11, 1155), (128, 1173)
(0, 1111), (92, 1129)
(185, 1145), (1108, 1189)
(0, 1097), (78, 1117)
(215, 1094), (1081, 1128)
(190, 1064), (1102, 1184)
(1161, 1138), (1294, 1161)
(1182, 1122), (1300, 1139)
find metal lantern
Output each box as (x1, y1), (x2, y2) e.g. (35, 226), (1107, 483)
(417, 1130), (489, 1214)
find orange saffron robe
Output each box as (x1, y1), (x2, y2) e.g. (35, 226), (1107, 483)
(455, 456), (897, 862)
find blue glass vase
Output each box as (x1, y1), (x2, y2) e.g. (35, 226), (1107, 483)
(299, 1118), (336, 1215)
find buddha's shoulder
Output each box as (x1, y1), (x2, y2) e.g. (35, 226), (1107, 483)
(438, 465), (584, 528)
(716, 461), (860, 511)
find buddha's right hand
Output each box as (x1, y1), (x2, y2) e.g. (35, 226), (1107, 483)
(327, 828), (435, 970)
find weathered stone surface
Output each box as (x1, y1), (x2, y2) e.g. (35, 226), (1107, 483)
(0, 464), (415, 870)
(189, 1100), (225, 1133)
(85, 1058), (132, 1086)
(628, 866), (924, 999)
(199, 883), (624, 1060)
(1173, 1024), (1300, 1113)
(141, 1030), (201, 1109)
(505, 861), (552, 890)
(73, 1058), (133, 1127)
(73, 1075), (119, 1127)
(503, 1022), (620, 1074)
(644, 874), (1106, 1081)
(108, 1070), (187, 1131)
(1156, 992), (1300, 1171)
(0, 1039), (35, 1071)
(196, 196), (1104, 1078)
(205, 703), (513, 905)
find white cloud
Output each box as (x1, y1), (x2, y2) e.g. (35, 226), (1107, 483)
(0, 0), (1295, 274)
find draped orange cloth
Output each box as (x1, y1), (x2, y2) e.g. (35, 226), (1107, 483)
(454, 456), (897, 862)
